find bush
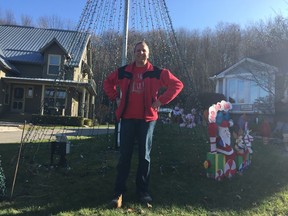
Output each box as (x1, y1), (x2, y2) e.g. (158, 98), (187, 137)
(31, 115), (86, 126)
(84, 118), (93, 127)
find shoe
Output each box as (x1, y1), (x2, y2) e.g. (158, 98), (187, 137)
(111, 193), (122, 208)
(138, 192), (152, 203)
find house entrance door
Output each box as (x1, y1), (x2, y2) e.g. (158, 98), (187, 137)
(11, 86), (25, 113)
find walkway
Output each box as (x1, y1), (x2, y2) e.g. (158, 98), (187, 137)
(0, 122), (114, 144)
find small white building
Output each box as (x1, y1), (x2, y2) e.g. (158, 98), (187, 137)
(210, 57), (278, 114)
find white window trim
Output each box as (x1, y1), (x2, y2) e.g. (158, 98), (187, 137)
(47, 54), (61, 75)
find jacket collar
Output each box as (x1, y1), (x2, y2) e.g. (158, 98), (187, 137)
(125, 61), (154, 72)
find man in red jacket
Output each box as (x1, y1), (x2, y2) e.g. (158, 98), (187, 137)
(104, 41), (183, 208)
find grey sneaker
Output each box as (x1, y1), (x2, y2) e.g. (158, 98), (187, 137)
(111, 194), (122, 208)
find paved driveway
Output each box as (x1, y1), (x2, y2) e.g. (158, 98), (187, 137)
(0, 124), (115, 144)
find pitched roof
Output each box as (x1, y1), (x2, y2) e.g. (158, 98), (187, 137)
(211, 57), (278, 79)
(0, 55), (20, 74)
(0, 25), (90, 67)
(0, 47), (20, 74)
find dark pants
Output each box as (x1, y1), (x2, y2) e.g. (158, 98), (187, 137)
(114, 119), (156, 195)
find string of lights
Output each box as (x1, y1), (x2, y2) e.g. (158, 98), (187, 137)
(21, 0), (199, 149)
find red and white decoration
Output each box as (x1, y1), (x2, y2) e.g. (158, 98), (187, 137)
(224, 159), (237, 178)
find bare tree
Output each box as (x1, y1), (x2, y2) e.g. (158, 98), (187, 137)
(37, 16), (49, 29)
(2, 10), (17, 25)
(37, 15), (65, 29)
(36, 15), (76, 30)
(210, 23), (242, 69)
(21, 15), (33, 27)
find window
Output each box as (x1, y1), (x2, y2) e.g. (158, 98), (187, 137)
(14, 87), (24, 99)
(237, 80), (245, 103)
(44, 88), (66, 115)
(250, 82), (259, 103)
(227, 78), (269, 104)
(227, 78), (237, 103)
(48, 54), (61, 75)
(55, 91), (66, 99)
(4, 86), (10, 105)
(218, 79), (223, 94)
(26, 87), (34, 98)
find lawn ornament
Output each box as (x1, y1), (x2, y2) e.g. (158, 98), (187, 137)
(207, 100), (234, 158)
(233, 121), (253, 173)
(186, 113), (196, 128)
(204, 153), (225, 180)
(235, 152), (251, 173)
(224, 159), (237, 178)
(243, 129), (253, 154)
(171, 106), (182, 124)
(204, 100), (252, 180)
(234, 135), (245, 154)
(260, 117), (271, 145)
(180, 113), (196, 128)
(215, 169), (224, 181)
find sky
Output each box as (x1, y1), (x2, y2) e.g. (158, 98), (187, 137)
(0, 0), (287, 31)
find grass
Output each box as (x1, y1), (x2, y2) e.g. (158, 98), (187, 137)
(0, 123), (288, 215)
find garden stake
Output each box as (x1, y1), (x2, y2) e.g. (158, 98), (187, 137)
(10, 121), (26, 200)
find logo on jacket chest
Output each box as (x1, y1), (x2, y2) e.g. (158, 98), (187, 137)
(131, 73), (144, 94)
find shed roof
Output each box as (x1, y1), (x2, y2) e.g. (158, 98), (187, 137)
(0, 25), (90, 67)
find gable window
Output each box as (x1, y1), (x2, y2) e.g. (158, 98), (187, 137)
(48, 54), (61, 75)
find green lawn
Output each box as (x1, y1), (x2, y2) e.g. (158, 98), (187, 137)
(0, 124), (288, 216)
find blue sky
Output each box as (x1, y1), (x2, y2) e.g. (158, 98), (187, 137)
(169, 0), (288, 30)
(0, 0), (287, 30)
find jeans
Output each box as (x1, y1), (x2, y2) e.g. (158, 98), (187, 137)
(114, 119), (156, 194)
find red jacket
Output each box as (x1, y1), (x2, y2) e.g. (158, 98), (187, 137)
(103, 61), (184, 121)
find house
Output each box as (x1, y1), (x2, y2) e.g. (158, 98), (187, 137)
(0, 25), (96, 121)
(210, 57), (279, 114)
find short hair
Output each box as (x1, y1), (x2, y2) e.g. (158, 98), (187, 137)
(134, 41), (149, 53)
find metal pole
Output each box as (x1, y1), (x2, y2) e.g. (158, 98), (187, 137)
(117, 0), (130, 148)
(10, 121), (26, 200)
(121, 0), (130, 66)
